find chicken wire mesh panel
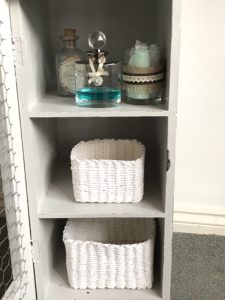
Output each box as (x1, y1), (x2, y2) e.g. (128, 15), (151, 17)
(0, 21), (28, 300)
(0, 172), (12, 299)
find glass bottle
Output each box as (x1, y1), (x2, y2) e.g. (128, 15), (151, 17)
(56, 29), (85, 97)
(75, 31), (121, 107)
(122, 42), (164, 104)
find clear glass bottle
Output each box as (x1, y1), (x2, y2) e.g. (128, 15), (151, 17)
(56, 29), (85, 97)
(75, 31), (121, 107)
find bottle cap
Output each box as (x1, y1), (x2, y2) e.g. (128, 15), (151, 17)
(88, 31), (106, 50)
(63, 29), (76, 40)
(86, 31), (108, 63)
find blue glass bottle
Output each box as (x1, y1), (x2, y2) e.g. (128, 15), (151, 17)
(75, 32), (121, 107)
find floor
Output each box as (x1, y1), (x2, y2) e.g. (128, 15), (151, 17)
(171, 233), (225, 300)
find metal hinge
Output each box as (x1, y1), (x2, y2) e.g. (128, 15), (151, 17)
(167, 150), (171, 171)
(11, 36), (23, 68)
(30, 240), (40, 262)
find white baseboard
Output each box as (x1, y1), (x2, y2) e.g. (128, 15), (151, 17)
(173, 205), (225, 236)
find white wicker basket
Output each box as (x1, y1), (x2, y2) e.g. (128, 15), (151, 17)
(63, 219), (155, 290)
(70, 139), (145, 203)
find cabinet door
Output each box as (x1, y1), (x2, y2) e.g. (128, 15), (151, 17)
(0, 1), (36, 299)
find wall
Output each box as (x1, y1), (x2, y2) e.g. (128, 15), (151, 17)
(174, 0), (225, 234)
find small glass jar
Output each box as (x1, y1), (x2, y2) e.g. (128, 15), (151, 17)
(75, 32), (121, 107)
(122, 42), (164, 105)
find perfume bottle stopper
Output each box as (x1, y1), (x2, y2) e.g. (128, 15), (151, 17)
(87, 31), (109, 86)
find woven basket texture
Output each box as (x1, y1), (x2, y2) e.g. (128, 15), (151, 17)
(70, 139), (145, 203)
(63, 218), (155, 290)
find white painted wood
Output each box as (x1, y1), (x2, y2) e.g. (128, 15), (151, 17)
(160, 0), (181, 299)
(173, 223), (225, 236)
(0, 1), (36, 299)
(9, 1), (57, 299)
(38, 162), (164, 218)
(157, 218), (165, 299)
(168, 0), (181, 114)
(47, 280), (161, 299)
(173, 205), (225, 236)
(30, 94), (168, 118)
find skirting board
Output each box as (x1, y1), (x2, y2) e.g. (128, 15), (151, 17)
(173, 205), (225, 236)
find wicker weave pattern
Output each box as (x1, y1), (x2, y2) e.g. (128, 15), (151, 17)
(70, 139), (145, 203)
(63, 219), (155, 290)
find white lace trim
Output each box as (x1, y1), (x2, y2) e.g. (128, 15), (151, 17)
(123, 72), (164, 83)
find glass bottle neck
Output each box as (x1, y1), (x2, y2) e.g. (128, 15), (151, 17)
(63, 39), (76, 49)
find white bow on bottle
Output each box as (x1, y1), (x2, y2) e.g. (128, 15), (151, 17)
(88, 56), (109, 86)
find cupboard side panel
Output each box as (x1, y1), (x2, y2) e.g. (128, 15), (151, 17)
(9, 0), (57, 298)
(0, 1), (36, 299)
(161, 0), (181, 298)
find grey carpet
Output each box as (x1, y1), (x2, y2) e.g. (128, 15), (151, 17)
(171, 233), (225, 300)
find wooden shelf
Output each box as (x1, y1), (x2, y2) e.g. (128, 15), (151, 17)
(30, 93), (168, 118)
(46, 245), (162, 300)
(38, 162), (165, 219)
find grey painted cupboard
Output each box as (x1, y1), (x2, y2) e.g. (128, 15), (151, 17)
(0, 0), (180, 299)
